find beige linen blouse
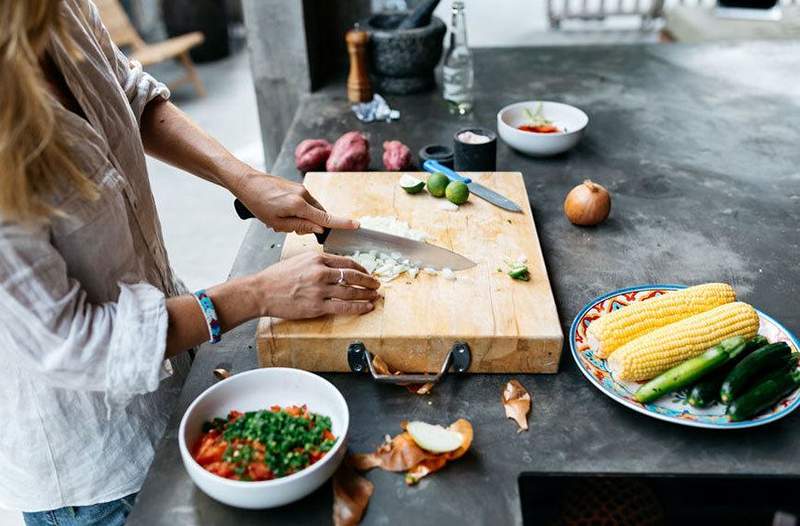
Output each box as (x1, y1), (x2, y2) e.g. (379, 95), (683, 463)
(0, 0), (191, 511)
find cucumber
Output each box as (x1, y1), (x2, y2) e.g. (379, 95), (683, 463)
(634, 337), (746, 404)
(720, 342), (792, 403)
(687, 335), (769, 408)
(727, 370), (800, 421)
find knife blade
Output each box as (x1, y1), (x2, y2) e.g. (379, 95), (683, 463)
(321, 227), (475, 271)
(233, 199), (476, 270)
(422, 159), (523, 213)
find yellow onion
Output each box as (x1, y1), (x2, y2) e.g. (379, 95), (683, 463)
(564, 179), (611, 226)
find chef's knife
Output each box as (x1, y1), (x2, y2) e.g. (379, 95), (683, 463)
(233, 199), (476, 270)
(422, 159), (523, 213)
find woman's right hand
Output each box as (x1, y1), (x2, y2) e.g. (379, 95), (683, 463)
(254, 251), (380, 319)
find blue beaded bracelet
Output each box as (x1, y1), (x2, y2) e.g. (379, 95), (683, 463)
(193, 289), (221, 344)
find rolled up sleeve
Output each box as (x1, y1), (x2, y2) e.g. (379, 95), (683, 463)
(0, 222), (169, 412)
(84, 0), (170, 125)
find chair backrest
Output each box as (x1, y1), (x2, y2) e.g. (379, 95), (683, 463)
(549, 0), (799, 27)
(93, 0), (146, 49)
(548, 0), (665, 28)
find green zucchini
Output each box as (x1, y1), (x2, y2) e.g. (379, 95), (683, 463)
(687, 335), (769, 408)
(727, 370), (800, 421)
(720, 342), (792, 403)
(634, 337), (747, 404)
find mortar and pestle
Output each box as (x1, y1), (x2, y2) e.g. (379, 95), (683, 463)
(361, 0), (446, 95)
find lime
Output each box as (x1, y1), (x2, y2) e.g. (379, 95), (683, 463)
(399, 174), (425, 194)
(445, 181), (470, 205)
(426, 172), (450, 198)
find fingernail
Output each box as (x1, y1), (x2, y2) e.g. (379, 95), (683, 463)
(313, 226), (324, 234)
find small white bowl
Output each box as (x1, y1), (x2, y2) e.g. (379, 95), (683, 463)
(497, 101), (588, 157)
(179, 368), (349, 509)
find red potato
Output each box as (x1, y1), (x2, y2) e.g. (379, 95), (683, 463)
(326, 131), (370, 172)
(382, 140), (412, 171)
(295, 139), (332, 173)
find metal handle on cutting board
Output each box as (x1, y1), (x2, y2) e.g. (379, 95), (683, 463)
(233, 198), (330, 244)
(347, 342), (471, 385)
(422, 159), (472, 184)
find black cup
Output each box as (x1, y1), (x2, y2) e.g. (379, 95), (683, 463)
(418, 144), (454, 168)
(453, 127), (497, 172)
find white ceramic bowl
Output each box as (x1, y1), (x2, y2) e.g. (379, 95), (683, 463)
(497, 101), (589, 157)
(179, 368), (349, 509)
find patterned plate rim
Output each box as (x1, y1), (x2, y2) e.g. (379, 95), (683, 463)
(569, 284), (800, 430)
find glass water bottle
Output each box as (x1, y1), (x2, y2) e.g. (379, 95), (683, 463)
(442, 1), (474, 115)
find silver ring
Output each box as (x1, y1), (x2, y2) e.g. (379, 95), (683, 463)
(337, 268), (346, 285)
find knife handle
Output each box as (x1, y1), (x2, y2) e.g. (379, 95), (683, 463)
(233, 199), (331, 245)
(422, 159), (472, 184)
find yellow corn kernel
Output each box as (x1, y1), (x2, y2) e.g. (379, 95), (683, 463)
(587, 283), (736, 359)
(607, 302), (759, 382)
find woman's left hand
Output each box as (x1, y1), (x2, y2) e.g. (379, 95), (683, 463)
(236, 172), (358, 234)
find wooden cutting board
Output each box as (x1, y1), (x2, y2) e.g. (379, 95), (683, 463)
(256, 172), (563, 373)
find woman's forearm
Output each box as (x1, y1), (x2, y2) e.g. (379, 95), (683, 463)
(140, 98), (254, 193)
(164, 274), (263, 358)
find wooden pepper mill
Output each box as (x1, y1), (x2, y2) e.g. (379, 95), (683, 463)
(346, 28), (373, 103)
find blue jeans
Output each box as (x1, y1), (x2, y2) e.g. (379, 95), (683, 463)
(22, 494), (137, 526)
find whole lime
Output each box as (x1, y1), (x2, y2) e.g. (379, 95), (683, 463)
(426, 172), (450, 198)
(445, 181), (470, 205)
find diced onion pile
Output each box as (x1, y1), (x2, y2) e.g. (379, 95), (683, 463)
(348, 216), (455, 283)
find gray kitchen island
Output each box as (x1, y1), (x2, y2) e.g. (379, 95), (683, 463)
(127, 42), (800, 525)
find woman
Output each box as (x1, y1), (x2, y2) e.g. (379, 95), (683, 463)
(0, 1), (380, 524)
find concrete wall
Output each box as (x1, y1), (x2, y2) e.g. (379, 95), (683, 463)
(242, 0), (370, 168)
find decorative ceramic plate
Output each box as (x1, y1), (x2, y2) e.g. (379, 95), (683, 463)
(570, 284), (800, 429)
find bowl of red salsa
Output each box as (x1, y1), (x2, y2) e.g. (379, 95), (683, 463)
(497, 100), (588, 157)
(179, 368), (349, 509)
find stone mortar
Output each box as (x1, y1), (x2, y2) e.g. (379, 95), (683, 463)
(363, 12), (447, 95)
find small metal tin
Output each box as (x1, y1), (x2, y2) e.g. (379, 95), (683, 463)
(453, 127), (497, 171)
(418, 144), (454, 168)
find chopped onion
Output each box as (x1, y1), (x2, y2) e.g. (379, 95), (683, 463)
(345, 217), (461, 282)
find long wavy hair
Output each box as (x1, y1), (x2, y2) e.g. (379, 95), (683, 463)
(0, 0), (97, 224)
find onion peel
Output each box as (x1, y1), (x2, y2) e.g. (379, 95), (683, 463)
(502, 379), (531, 432)
(352, 419), (473, 486)
(371, 355), (435, 395)
(333, 456), (373, 526)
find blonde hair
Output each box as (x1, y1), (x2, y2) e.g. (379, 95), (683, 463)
(0, 0), (97, 224)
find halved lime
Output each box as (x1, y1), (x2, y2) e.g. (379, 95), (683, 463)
(399, 174), (425, 194)
(426, 172), (450, 198)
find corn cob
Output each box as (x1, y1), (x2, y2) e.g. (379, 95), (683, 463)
(587, 283), (736, 359)
(607, 302), (759, 382)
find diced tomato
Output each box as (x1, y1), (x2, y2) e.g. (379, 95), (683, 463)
(228, 410), (243, 422)
(270, 405), (281, 412)
(247, 462), (273, 481)
(285, 406), (303, 417)
(309, 450), (324, 463)
(193, 435), (228, 465)
(323, 429), (335, 441)
(205, 461), (236, 479)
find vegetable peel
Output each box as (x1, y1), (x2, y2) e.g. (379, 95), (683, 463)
(353, 419), (473, 485)
(333, 457), (373, 526)
(372, 355), (435, 395)
(502, 380), (531, 432)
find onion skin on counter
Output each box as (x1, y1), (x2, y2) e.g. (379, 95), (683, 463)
(564, 179), (611, 226)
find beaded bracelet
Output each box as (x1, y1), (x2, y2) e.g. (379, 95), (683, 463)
(193, 289), (222, 344)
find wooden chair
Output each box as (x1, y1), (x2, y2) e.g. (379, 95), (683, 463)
(95, 0), (207, 97)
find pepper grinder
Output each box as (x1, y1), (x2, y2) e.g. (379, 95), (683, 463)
(346, 28), (372, 103)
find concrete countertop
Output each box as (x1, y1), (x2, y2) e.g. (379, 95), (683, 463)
(127, 42), (800, 525)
